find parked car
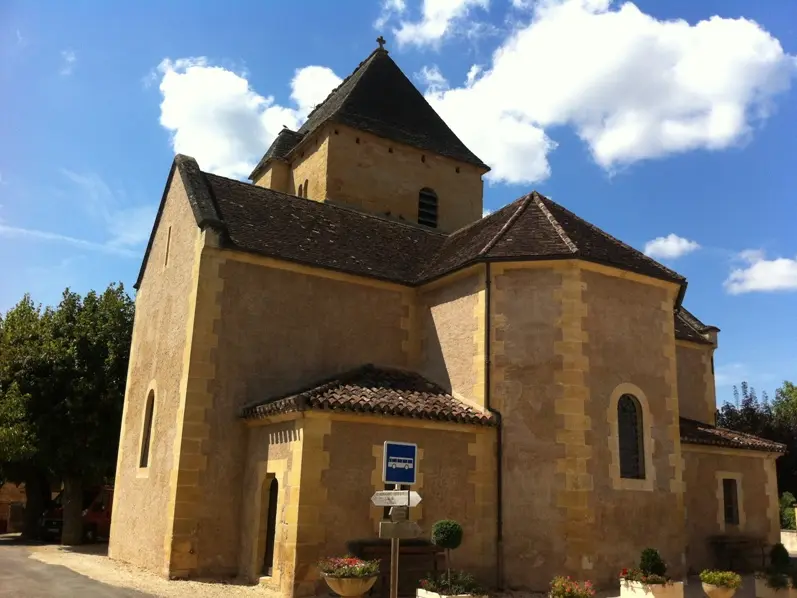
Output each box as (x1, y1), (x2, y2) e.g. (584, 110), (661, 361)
(39, 485), (113, 543)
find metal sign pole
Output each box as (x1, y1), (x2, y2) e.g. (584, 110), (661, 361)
(390, 483), (400, 598)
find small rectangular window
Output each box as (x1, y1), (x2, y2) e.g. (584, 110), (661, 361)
(164, 226), (172, 267)
(723, 478), (739, 525)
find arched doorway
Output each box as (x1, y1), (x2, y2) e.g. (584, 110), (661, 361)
(262, 478), (278, 576)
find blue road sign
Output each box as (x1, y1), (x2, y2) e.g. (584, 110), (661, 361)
(382, 441), (417, 485)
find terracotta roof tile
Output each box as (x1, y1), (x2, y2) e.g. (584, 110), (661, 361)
(680, 417), (785, 453)
(240, 365), (496, 426)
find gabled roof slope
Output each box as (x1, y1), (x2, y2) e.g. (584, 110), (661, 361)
(297, 48), (487, 169)
(203, 172), (446, 284)
(249, 128), (304, 180)
(674, 309), (714, 345)
(240, 364), (496, 426)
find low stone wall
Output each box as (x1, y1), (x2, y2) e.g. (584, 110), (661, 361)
(781, 530), (797, 554)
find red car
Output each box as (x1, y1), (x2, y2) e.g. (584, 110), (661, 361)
(39, 485), (113, 543)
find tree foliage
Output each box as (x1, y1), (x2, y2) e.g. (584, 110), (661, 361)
(718, 379), (797, 504)
(0, 283), (134, 540)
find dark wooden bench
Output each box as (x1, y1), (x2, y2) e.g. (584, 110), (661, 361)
(346, 538), (444, 597)
(708, 534), (769, 572)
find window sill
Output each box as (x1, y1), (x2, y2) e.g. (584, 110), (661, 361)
(613, 476), (654, 491)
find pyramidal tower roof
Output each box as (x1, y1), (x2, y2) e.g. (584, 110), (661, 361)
(250, 41), (488, 180)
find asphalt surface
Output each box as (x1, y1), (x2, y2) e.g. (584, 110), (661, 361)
(0, 543), (155, 598)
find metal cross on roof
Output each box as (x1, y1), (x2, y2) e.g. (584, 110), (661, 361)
(377, 35), (386, 50)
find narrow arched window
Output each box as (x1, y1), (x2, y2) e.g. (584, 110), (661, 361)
(418, 188), (438, 228)
(139, 390), (155, 468)
(304, 179), (309, 198)
(297, 183), (303, 198)
(618, 394), (644, 479)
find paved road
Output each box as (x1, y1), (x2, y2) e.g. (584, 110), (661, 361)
(0, 544), (155, 598)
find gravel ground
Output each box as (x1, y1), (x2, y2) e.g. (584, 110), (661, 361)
(26, 543), (270, 598)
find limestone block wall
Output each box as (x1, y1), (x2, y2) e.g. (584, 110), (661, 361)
(676, 342), (717, 425)
(313, 415), (496, 594)
(683, 446), (780, 572)
(109, 172), (202, 575)
(289, 131), (329, 200)
(491, 262), (685, 590)
(581, 267), (684, 585)
(254, 161), (290, 194)
(418, 268), (484, 407)
(238, 420), (304, 595)
(325, 125), (484, 232)
(171, 256), (413, 577)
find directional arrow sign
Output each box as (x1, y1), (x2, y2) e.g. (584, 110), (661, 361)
(371, 490), (422, 508)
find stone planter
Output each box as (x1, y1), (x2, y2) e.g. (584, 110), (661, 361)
(620, 579), (684, 598)
(417, 589), (488, 598)
(702, 583), (737, 598)
(754, 577), (795, 598)
(322, 575), (378, 597)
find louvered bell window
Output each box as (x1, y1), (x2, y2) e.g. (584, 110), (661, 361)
(618, 394), (645, 479)
(418, 188), (438, 228)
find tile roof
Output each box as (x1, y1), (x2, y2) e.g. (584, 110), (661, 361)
(136, 157), (704, 343)
(294, 49), (488, 169)
(674, 309), (714, 345)
(249, 128), (304, 180)
(240, 364), (496, 427)
(680, 417), (786, 453)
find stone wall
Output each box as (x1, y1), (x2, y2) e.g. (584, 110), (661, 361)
(676, 342), (716, 425)
(289, 130), (330, 201)
(109, 171), (201, 575)
(173, 255), (413, 578)
(491, 262), (684, 590)
(325, 125), (484, 232)
(683, 446), (780, 572)
(419, 269), (483, 406)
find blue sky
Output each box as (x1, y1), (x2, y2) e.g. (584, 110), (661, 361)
(1, 0), (795, 401)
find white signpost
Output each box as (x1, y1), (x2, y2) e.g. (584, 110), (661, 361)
(374, 442), (422, 598)
(371, 490), (422, 508)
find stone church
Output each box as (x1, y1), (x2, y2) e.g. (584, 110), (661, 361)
(109, 41), (785, 596)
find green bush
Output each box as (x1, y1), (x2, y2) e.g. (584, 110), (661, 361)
(420, 571), (484, 596)
(781, 492), (796, 531)
(639, 548), (667, 577)
(770, 543), (791, 572)
(699, 570), (742, 589)
(431, 520), (464, 550)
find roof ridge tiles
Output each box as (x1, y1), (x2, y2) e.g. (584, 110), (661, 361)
(478, 194), (533, 256)
(531, 191), (578, 254)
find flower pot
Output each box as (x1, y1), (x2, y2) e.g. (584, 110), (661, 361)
(322, 575), (378, 597)
(417, 589), (488, 598)
(754, 577), (796, 598)
(620, 579), (684, 598)
(702, 582), (737, 598)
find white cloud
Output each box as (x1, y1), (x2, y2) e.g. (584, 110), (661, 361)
(643, 234), (700, 259)
(0, 224), (137, 258)
(724, 249), (797, 294)
(414, 0), (796, 184)
(60, 49), (76, 76)
(393, 0), (490, 48)
(715, 362), (748, 388)
(416, 65), (449, 92)
(375, 0), (408, 30)
(155, 57), (341, 179)
(61, 169), (155, 249)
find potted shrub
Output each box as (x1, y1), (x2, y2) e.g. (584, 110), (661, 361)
(700, 570), (742, 598)
(620, 548), (684, 598)
(317, 555), (380, 598)
(418, 571), (487, 598)
(755, 543), (794, 598)
(549, 575), (596, 598)
(417, 520), (486, 598)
